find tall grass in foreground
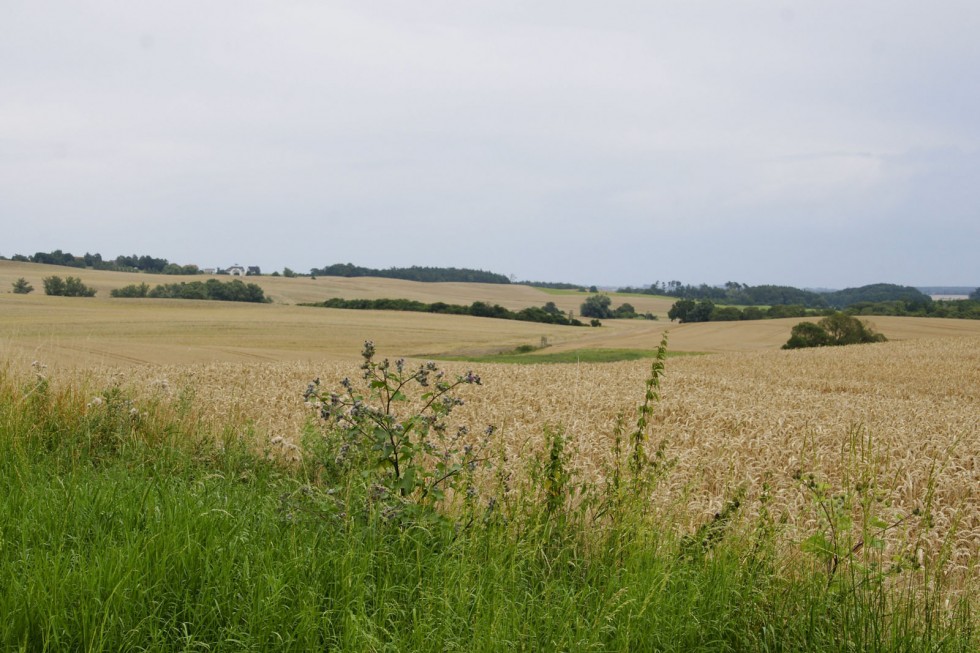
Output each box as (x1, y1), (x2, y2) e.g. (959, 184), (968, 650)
(0, 349), (975, 652)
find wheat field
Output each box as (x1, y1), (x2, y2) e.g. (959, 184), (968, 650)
(3, 262), (979, 585)
(11, 335), (979, 586)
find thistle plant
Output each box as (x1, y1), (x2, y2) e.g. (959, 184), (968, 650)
(303, 341), (492, 516)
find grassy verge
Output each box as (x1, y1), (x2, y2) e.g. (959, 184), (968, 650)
(0, 358), (974, 651)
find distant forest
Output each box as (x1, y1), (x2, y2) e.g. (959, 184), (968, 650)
(619, 281), (943, 309)
(663, 283), (980, 323)
(309, 263), (510, 284)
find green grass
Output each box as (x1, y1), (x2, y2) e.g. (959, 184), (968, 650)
(437, 348), (705, 364)
(0, 366), (975, 651)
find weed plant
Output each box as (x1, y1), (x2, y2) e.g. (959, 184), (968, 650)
(0, 341), (975, 651)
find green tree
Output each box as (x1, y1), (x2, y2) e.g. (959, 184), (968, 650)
(542, 301), (562, 316)
(580, 294), (613, 319)
(283, 267), (297, 278)
(970, 287), (980, 301)
(667, 299), (695, 322)
(783, 322), (831, 349)
(819, 312), (885, 345)
(42, 276), (66, 296)
(11, 278), (33, 294)
(669, 299), (715, 322)
(111, 283), (150, 298)
(43, 275), (96, 297)
(63, 276), (97, 297)
(613, 302), (637, 319)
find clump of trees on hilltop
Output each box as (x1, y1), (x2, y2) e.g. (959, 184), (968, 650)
(309, 264), (511, 284)
(7, 250), (202, 274)
(620, 280), (830, 307)
(621, 280), (936, 310)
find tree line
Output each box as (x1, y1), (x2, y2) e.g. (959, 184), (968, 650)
(668, 297), (980, 323)
(308, 264), (511, 284)
(5, 250), (202, 275)
(620, 281), (937, 309)
(111, 280), (268, 303)
(307, 298), (588, 326)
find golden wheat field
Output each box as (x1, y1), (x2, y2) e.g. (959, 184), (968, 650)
(3, 262), (979, 585)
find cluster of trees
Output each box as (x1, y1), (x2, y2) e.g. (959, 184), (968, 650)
(824, 284), (931, 309)
(620, 280), (828, 307)
(310, 298), (588, 327)
(784, 314), (887, 349)
(309, 264), (511, 284)
(7, 250), (202, 275)
(620, 281), (934, 310)
(667, 299), (817, 323)
(579, 294), (655, 320)
(42, 276), (96, 297)
(669, 297), (980, 323)
(666, 286), (980, 323)
(111, 279), (268, 303)
(519, 281), (589, 291)
(846, 298), (980, 320)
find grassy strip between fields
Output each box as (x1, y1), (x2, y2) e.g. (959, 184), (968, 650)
(0, 359), (975, 652)
(436, 347), (706, 364)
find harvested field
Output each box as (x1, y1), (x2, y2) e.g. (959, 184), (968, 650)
(0, 260), (675, 316)
(5, 275), (980, 367)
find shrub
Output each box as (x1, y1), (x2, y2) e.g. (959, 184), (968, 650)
(42, 276), (96, 297)
(11, 278), (33, 294)
(110, 283), (150, 298)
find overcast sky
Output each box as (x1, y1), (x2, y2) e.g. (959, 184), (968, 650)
(2, 1), (978, 288)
